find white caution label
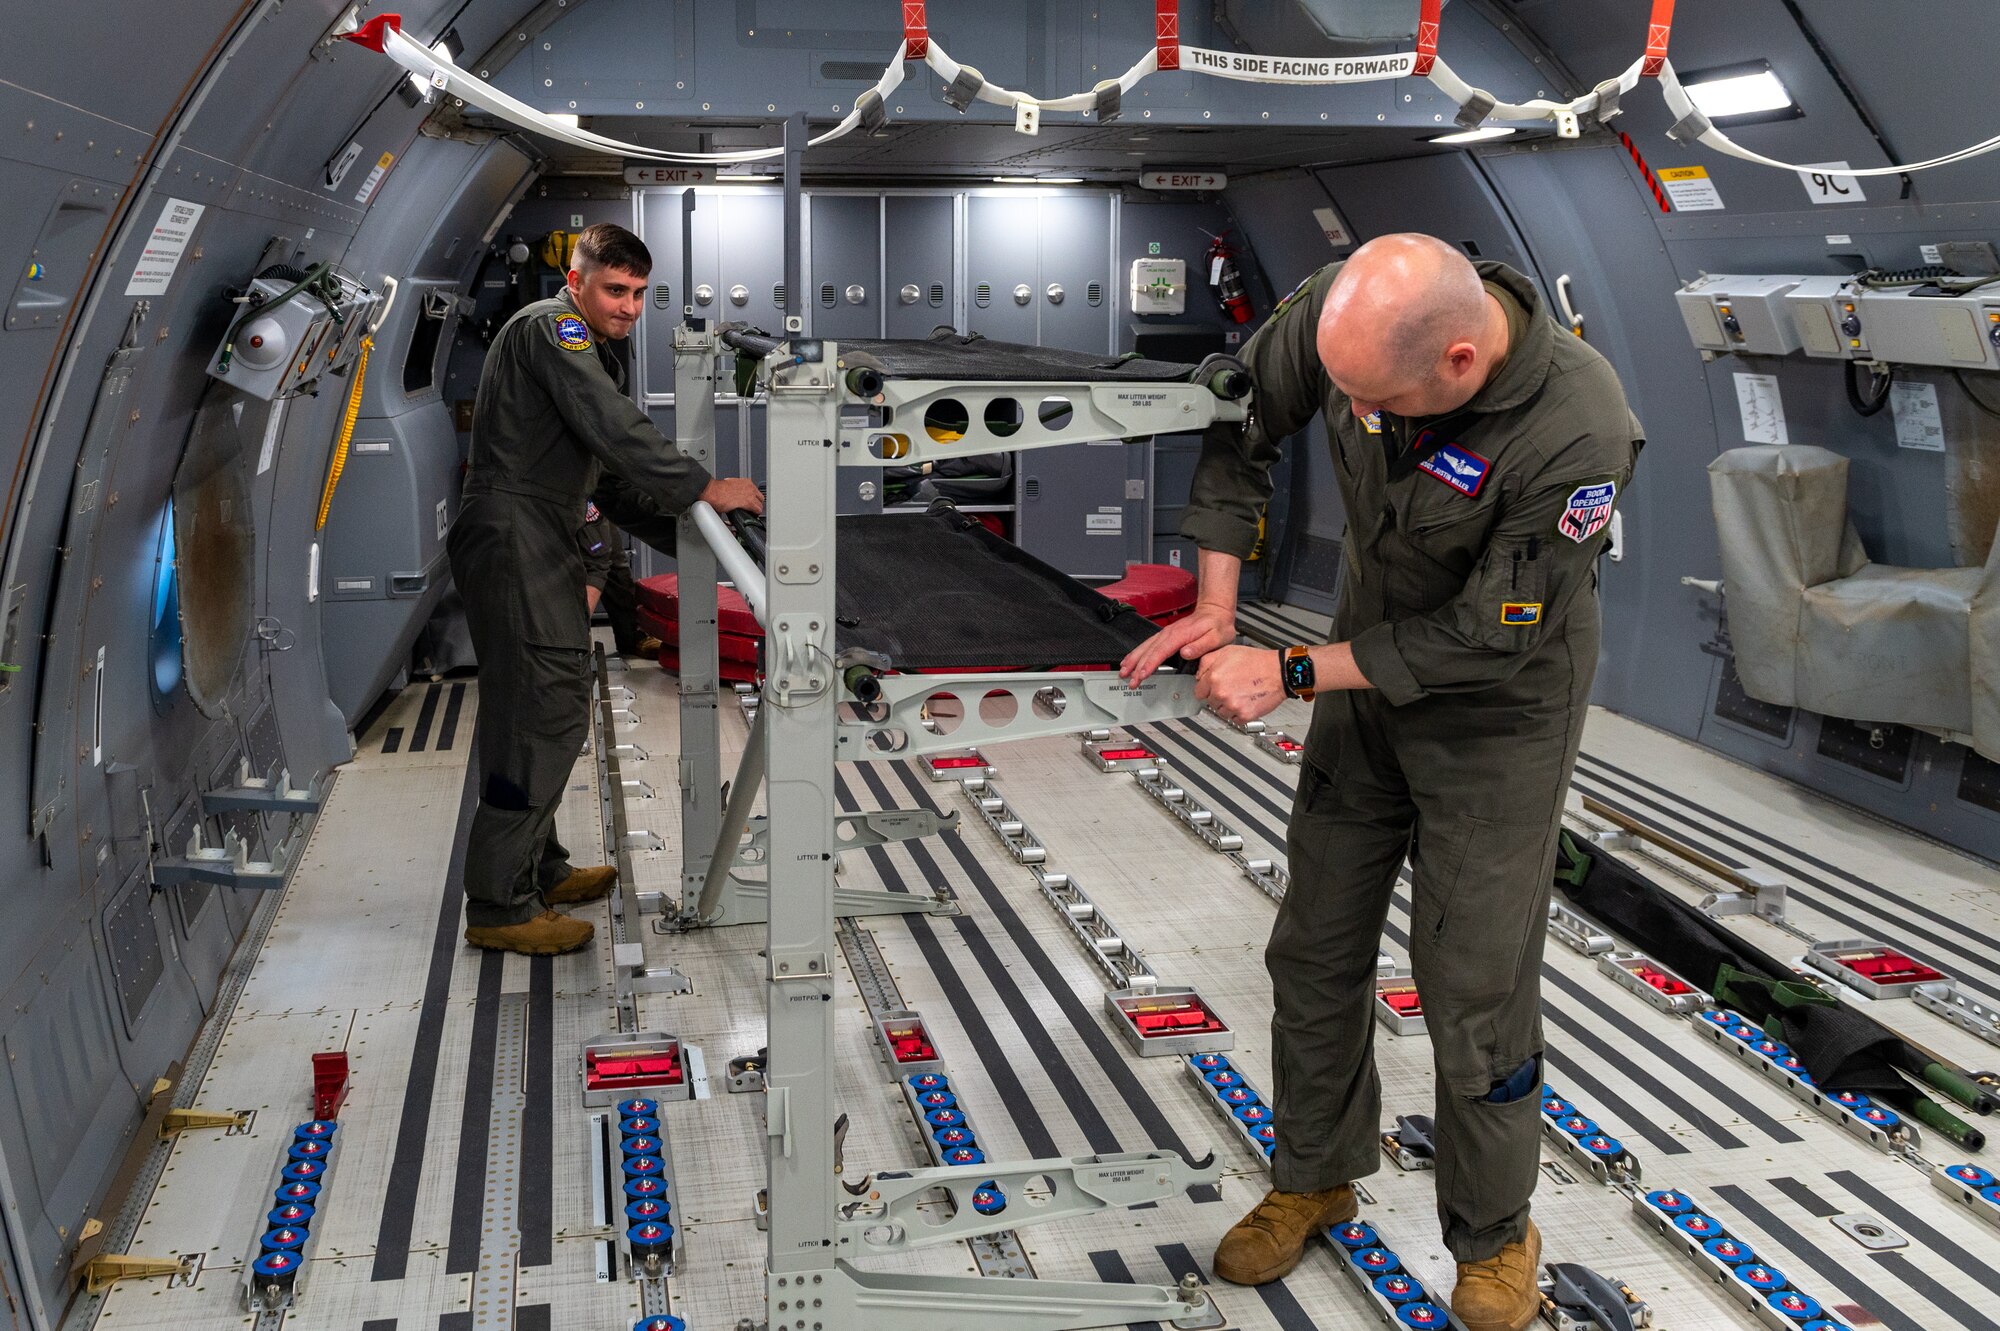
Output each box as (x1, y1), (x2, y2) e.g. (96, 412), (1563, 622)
(354, 151), (395, 204)
(1313, 205), (1353, 249)
(1891, 380), (1945, 451)
(124, 198), (205, 297)
(1733, 371), (1788, 446)
(1179, 47), (1416, 85)
(1656, 165), (1725, 212)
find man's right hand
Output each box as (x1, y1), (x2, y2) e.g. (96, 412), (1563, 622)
(1119, 604), (1237, 684)
(700, 476), (764, 516)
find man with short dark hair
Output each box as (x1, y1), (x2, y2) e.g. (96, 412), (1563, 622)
(450, 222), (761, 956)
(1123, 234), (1642, 1331)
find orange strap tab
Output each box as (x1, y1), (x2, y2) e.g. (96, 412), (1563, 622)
(1156, 1), (1180, 70)
(902, 0), (928, 61)
(1642, 0), (1675, 77)
(1413, 0), (1443, 76)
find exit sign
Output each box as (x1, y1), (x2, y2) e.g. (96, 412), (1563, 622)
(624, 165), (710, 185)
(1139, 169), (1227, 191)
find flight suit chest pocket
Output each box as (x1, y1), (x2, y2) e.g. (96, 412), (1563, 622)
(1455, 535), (1548, 652)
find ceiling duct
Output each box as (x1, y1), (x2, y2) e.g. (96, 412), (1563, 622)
(1216, 0), (1446, 52)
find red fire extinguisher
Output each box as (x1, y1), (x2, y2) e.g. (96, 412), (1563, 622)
(1207, 231), (1254, 324)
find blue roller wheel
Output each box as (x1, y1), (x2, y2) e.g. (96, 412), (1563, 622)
(943, 1146), (985, 1166)
(275, 1180), (322, 1206)
(1540, 1095), (1574, 1117)
(622, 1156), (665, 1181)
(633, 1319), (686, 1331)
(1802, 1321), (1853, 1331)
(1733, 1263), (1787, 1293)
(250, 1250), (300, 1290)
(625, 1198), (671, 1224)
(1233, 1103), (1273, 1125)
(1798, 1071), (1818, 1087)
(282, 1160), (326, 1184)
(1769, 1291), (1823, 1322)
(1750, 1039), (1789, 1059)
(1645, 1190), (1694, 1215)
(1349, 1247), (1400, 1276)
(1703, 1236), (1755, 1265)
(1578, 1134), (1624, 1158)
(1830, 1090), (1871, 1109)
(972, 1182), (1007, 1215)
(1776, 1055), (1808, 1076)
(1394, 1302), (1450, 1328)
(1945, 1164), (1996, 1189)
(1329, 1222), (1378, 1250)
(261, 1225), (309, 1253)
(621, 1135), (662, 1158)
(932, 1127), (977, 1149)
(627, 1220), (674, 1257)
(1700, 1010), (1742, 1031)
(1980, 1185), (2000, 1207)
(1259, 1138), (1276, 1156)
(1220, 1086), (1258, 1106)
(907, 1074), (949, 1093)
(1555, 1115), (1598, 1138)
(1190, 1054), (1230, 1073)
(1673, 1213), (1723, 1239)
(1205, 1069), (1243, 1089)
(623, 1177), (669, 1203)
(294, 1120), (339, 1142)
(1726, 1022), (1763, 1043)
(926, 1107), (965, 1129)
(1857, 1105), (1902, 1130)
(617, 1099), (659, 1119)
(619, 1116), (659, 1138)
(287, 1139), (332, 1163)
(916, 1090), (957, 1112)
(1373, 1273), (1423, 1303)
(267, 1202), (316, 1228)
(1252, 1124), (1278, 1144)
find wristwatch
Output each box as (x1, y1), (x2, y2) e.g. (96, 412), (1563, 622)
(1280, 646), (1316, 702)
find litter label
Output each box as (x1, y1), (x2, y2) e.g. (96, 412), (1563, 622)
(354, 152), (395, 204)
(1656, 165), (1724, 212)
(1891, 381), (1945, 451)
(123, 199), (204, 296)
(1734, 372), (1788, 445)
(1798, 161), (1866, 206)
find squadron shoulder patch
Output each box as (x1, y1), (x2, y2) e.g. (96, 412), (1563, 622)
(1557, 480), (1617, 543)
(1361, 411), (1382, 435)
(1500, 602), (1543, 626)
(554, 314), (593, 352)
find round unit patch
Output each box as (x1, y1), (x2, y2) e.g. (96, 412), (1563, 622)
(555, 314), (593, 351)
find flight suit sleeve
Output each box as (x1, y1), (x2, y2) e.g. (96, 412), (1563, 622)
(578, 512), (615, 593)
(1348, 397), (1640, 705)
(1181, 265), (1339, 560)
(527, 311), (714, 516)
(591, 471), (679, 557)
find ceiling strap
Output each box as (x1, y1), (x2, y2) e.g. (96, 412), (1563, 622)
(1642, 0), (1675, 78)
(1155, 1), (1180, 71)
(902, 1), (928, 61)
(1413, 0), (1442, 76)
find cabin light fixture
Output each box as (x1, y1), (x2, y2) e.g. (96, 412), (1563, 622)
(1429, 126), (1518, 145)
(1679, 60), (1801, 125)
(992, 176), (1083, 184)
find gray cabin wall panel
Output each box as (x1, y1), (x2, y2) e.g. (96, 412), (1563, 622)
(0, 0), (247, 134)
(717, 192), (788, 336)
(881, 195), (955, 340)
(1034, 193), (1113, 354)
(1313, 154), (1535, 275)
(807, 195), (881, 340)
(966, 194), (1039, 344)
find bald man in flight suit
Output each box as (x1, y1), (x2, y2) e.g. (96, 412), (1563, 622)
(1123, 234), (1642, 1331)
(451, 223), (761, 956)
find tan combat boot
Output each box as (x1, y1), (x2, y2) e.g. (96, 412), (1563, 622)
(1213, 1185), (1358, 1285)
(636, 635), (663, 659)
(465, 909), (595, 955)
(545, 865), (618, 904)
(1451, 1221), (1541, 1331)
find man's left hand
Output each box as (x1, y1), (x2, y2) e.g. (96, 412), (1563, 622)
(1195, 645), (1284, 725)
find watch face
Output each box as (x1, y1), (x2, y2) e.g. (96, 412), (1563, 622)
(1285, 654), (1314, 691)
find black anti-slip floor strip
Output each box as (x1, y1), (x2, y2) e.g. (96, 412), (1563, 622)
(1708, 1183), (1929, 1331)
(515, 1305), (551, 1331)
(362, 1319), (396, 1331)
(520, 954), (555, 1267)
(1827, 1169), (2000, 1300)
(1142, 722), (1295, 827)
(382, 726), (404, 754)
(408, 681), (443, 753)
(446, 950), (506, 1273)
(437, 1314), (472, 1331)
(1540, 1045), (1690, 1156)
(1570, 772), (2000, 995)
(436, 681), (467, 752)
(373, 740), (481, 1281)
(1575, 752), (2000, 982)
(1767, 1175), (1842, 1217)
(1871, 1254), (2000, 1331)
(835, 773), (1064, 1160)
(884, 761), (1223, 1202)
(1084, 1251), (1162, 1331)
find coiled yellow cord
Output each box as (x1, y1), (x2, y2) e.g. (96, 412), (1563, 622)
(315, 334), (372, 531)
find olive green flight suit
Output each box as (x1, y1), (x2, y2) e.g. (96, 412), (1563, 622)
(450, 291), (711, 928)
(1183, 260), (1643, 1262)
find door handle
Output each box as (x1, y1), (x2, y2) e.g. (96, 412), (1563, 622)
(1556, 274), (1585, 339)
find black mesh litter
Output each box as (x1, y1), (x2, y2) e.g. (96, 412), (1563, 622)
(838, 333), (1211, 384)
(831, 508), (1164, 671)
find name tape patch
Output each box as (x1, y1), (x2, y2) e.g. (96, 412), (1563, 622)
(1558, 480), (1617, 543)
(1501, 602), (1543, 626)
(555, 314), (593, 351)
(1416, 441), (1490, 498)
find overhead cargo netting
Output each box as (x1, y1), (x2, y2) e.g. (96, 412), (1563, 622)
(338, 0), (2000, 180)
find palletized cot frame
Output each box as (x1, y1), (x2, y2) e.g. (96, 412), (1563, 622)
(669, 316), (1256, 1329)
